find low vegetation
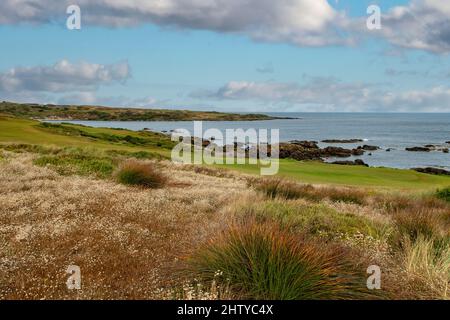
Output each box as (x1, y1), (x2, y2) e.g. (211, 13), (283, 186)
(0, 101), (279, 121)
(250, 178), (367, 204)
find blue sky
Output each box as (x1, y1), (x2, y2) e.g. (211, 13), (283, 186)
(0, 0), (449, 112)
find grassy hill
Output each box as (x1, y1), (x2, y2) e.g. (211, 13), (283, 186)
(0, 101), (282, 121)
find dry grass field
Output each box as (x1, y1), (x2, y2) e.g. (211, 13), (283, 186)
(1, 149), (449, 300)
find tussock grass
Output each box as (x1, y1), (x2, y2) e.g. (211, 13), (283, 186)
(400, 236), (450, 299)
(189, 221), (371, 300)
(251, 178), (367, 204)
(393, 209), (444, 242)
(115, 160), (167, 188)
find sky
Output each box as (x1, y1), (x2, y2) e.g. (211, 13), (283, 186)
(0, 0), (450, 112)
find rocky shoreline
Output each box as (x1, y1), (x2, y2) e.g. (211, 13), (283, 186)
(181, 135), (450, 175)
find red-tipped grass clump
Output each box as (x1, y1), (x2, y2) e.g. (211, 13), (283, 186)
(189, 221), (371, 300)
(115, 160), (167, 188)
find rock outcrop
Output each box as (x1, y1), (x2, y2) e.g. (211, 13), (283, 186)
(278, 142), (365, 161)
(322, 139), (363, 143)
(406, 147), (431, 152)
(357, 145), (379, 151)
(331, 159), (369, 167)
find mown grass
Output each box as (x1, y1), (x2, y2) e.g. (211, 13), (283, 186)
(189, 221), (372, 300)
(38, 122), (176, 149)
(219, 158), (450, 191)
(114, 160), (167, 188)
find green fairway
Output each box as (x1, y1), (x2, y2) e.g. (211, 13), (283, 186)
(217, 159), (450, 191)
(0, 115), (172, 157)
(1, 115), (450, 191)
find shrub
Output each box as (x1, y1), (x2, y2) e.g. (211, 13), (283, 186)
(115, 160), (167, 188)
(436, 187), (450, 202)
(189, 221), (370, 300)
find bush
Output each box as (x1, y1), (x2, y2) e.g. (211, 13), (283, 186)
(436, 187), (450, 202)
(115, 160), (167, 188)
(189, 222), (370, 300)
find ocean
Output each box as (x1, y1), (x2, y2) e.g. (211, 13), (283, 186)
(48, 113), (450, 170)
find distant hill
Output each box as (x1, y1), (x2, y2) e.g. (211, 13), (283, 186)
(0, 101), (286, 121)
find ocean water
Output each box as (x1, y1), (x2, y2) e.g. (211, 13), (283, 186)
(49, 113), (450, 170)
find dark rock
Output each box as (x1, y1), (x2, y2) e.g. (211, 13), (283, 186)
(406, 147), (431, 152)
(357, 145), (379, 151)
(331, 159), (369, 167)
(424, 144), (436, 148)
(412, 167), (450, 176)
(351, 148), (365, 156)
(279, 143), (323, 161)
(443, 148), (449, 153)
(386, 148), (393, 152)
(322, 139), (363, 143)
(289, 140), (319, 149)
(446, 141), (450, 144)
(322, 146), (353, 158)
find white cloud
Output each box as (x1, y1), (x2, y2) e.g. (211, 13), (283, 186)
(377, 0), (450, 53)
(2, 1), (450, 52)
(0, 0), (351, 47)
(195, 78), (450, 112)
(0, 60), (130, 93)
